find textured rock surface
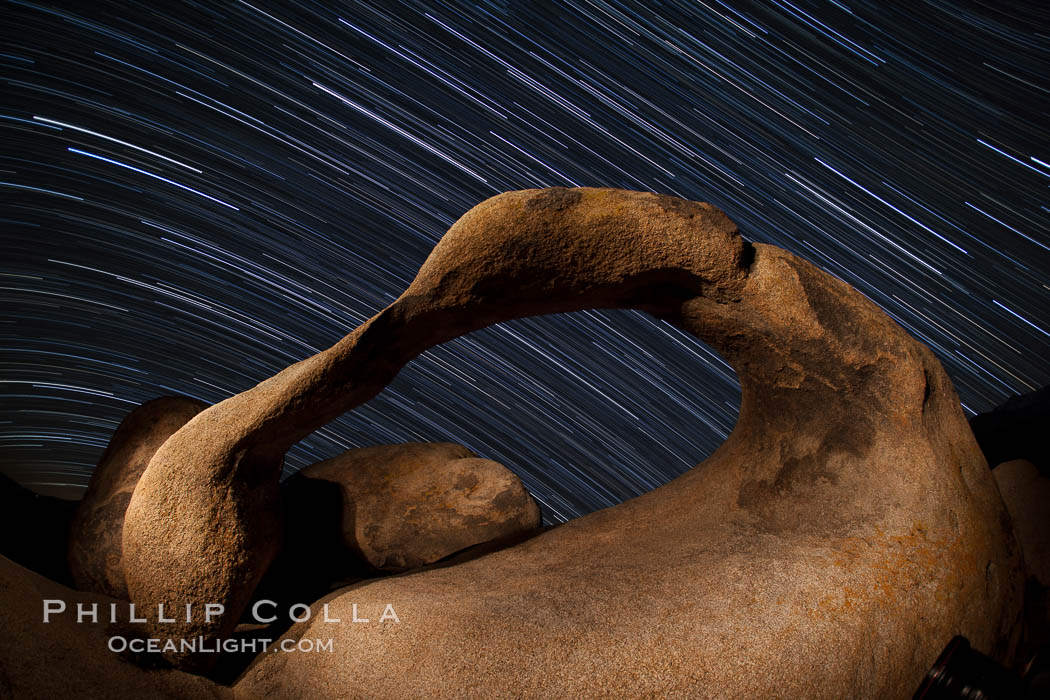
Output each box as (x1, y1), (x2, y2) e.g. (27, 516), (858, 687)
(0, 555), (227, 700)
(69, 396), (207, 599)
(284, 442), (541, 572)
(123, 188), (1023, 695)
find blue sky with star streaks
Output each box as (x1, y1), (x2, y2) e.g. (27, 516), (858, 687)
(1, 0), (1048, 523)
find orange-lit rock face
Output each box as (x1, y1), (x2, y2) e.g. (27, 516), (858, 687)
(68, 396), (208, 600)
(121, 188), (1022, 696)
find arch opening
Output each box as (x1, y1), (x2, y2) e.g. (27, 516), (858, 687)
(282, 306), (742, 524)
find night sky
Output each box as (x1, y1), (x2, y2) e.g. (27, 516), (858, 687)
(2, 1), (1048, 523)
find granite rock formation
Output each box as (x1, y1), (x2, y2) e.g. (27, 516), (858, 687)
(68, 396), (208, 600)
(283, 442), (540, 572)
(122, 188), (1024, 696)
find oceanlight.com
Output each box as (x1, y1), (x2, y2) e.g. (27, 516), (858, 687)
(107, 636), (334, 654)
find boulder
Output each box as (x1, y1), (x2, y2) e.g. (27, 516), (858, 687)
(284, 442), (540, 572)
(124, 188), (1024, 696)
(252, 444), (542, 615)
(68, 396), (208, 599)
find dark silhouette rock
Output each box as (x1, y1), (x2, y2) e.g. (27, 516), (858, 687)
(994, 459), (1050, 586)
(0, 472), (77, 586)
(993, 460), (1050, 665)
(970, 385), (1050, 476)
(123, 188), (1023, 697)
(68, 396), (208, 599)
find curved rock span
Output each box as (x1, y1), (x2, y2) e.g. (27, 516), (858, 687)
(122, 188), (1023, 697)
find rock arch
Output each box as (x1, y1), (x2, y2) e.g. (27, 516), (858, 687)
(122, 188), (1022, 696)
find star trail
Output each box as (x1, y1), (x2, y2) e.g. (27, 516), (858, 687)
(1, 1), (1048, 523)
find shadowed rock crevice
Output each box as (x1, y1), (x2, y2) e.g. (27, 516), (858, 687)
(255, 442), (540, 608)
(975, 388), (1050, 664)
(0, 473), (77, 586)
